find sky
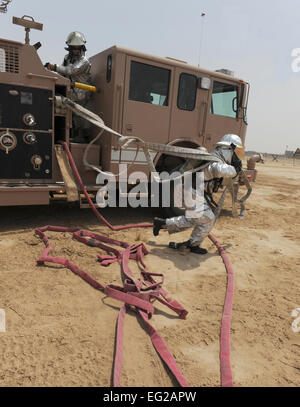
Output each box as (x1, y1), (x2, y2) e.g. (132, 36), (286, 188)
(1, 0), (300, 154)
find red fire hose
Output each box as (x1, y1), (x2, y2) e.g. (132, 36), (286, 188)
(208, 234), (234, 387)
(35, 226), (188, 386)
(61, 142), (153, 231)
(35, 142), (235, 387)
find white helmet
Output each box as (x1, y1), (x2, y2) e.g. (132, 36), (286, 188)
(215, 134), (243, 149)
(214, 134), (244, 163)
(66, 31), (87, 50)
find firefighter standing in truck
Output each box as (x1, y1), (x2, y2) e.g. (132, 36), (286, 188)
(45, 31), (92, 142)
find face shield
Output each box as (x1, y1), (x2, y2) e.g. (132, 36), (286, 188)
(221, 148), (234, 164)
(233, 145), (245, 161)
(69, 45), (82, 54)
(213, 146), (233, 164)
(66, 45), (85, 61)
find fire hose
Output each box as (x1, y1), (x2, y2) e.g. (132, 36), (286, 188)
(35, 226), (189, 387)
(58, 95), (251, 220)
(35, 97), (237, 386)
(33, 140), (236, 387)
(61, 141), (153, 231)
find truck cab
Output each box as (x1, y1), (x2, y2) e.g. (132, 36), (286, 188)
(89, 46), (249, 175)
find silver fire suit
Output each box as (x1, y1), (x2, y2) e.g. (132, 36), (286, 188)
(56, 53), (92, 103)
(165, 148), (237, 246)
(56, 53), (92, 134)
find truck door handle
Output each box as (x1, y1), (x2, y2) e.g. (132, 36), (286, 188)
(125, 124), (133, 133)
(199, 101), (208, 139)
(116, 84), (123, 133)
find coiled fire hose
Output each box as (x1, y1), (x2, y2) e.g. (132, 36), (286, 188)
(49, 97), (236, 386)
(37, 141), (235, 387)
(35, 226), (189, 387)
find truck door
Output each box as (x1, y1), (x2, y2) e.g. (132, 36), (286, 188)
(122, 57), (173, 145)
(169, 70), (209, 144)
(204, 80), (241, 152)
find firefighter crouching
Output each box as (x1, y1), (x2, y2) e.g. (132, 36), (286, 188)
(45, 31), (92, 143)
(153, 134), (245, 255)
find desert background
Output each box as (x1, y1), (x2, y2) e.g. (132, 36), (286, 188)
(0, 157), (299, 386)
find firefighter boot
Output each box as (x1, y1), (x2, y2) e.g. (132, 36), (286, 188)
(169, 240), (208, 255)
(153, 217), (166, 236)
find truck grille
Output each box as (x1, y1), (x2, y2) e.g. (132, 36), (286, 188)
(0, 42), (19, 74)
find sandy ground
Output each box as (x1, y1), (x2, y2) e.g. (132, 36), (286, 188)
(0, 158), (299, 387)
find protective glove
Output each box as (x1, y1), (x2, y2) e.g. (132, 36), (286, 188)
(231, 153), (242, 174)
(44, 63), (56, 71)
(234, 160), (242, 174)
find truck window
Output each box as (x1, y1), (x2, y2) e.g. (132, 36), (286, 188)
(0, 44), (19, 73)
(177, 73), (197, 111)
(0, 48), (5, 72)
(210, 81), (238, 118)
(129, 61), (170, 106)
(106, 54), (112, 83)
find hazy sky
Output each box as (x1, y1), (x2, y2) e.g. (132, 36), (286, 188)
(1, 0), (300, 153)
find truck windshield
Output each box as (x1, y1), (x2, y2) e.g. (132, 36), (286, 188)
(210, 81), (238, 118)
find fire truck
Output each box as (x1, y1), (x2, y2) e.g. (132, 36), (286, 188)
(0, 15), (250, 208)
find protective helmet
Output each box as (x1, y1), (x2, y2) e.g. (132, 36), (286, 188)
(65, 32), (87, 50)
(215, 134), (243, 148)
(215, 134), (244, 160)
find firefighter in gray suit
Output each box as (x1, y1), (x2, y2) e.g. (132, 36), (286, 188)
(153, 134), (244, 254)
(45, 32), (92, 142)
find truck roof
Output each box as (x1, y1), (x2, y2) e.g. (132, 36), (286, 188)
(0, 37), (23, 46)
(94, 45), (245, 84)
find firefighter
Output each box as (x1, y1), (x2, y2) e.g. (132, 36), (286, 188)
(45, 32), (92, 142)
(153, 134), (244, 254)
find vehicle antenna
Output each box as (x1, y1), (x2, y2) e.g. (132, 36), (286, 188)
(198, 11), (206, 68)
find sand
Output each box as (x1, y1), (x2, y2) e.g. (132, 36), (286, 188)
(0, 157), (299, 387)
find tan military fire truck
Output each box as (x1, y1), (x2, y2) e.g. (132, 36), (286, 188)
(0, 15), (250, 207)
